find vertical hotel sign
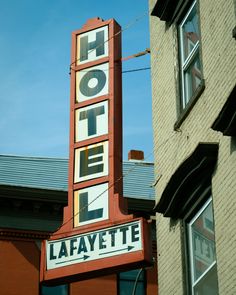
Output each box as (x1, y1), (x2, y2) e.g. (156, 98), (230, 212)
(40, 18), (152, 285)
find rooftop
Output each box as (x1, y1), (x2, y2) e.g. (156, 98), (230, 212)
(0, 154), (155, 201)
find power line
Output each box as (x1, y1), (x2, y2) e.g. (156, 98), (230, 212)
(54, 132), (178, 234)
(71, 62), (150, 75)
(56, 7), (189, 232)
(54, 9), (155, 233)
(122, 66), (150, 74)
(69, 10), (150, 73)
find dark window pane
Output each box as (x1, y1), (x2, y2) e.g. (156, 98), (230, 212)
(194, 264), (219, 295)
(119, 269), (144, 280)
(118, 269), (145, 295)
(41, 285), (68, 295)
(119, 281), (145, 295)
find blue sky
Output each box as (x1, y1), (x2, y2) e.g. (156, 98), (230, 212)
(0, 0), (153, 161)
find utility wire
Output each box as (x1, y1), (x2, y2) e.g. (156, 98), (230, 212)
(69, 10), (150, 73)
(57, 6), (191, 232)
(132, 268), (144, 295)
(73, 62), (150, 74)
(54, 8), (162, 233)
(73, 48), (151, 74)
(122, 67), (150, 74)
(55, 131), (177, 234)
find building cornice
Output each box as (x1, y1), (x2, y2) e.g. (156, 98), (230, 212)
(151, 0), (192, 23)
(212, 85), (236, 136)
(154, 143), (218, 219)
(0, 228), (50, 241)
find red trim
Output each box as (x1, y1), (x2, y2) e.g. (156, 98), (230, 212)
(40, 18), (152, 284)
(74, 95), (109, 109)
(41, 218), (152, 285)
(72, 56), (109, 71)
(74, 135), (109, 149)
(0, 228), (50, 241)
(73, 176), (109, 190)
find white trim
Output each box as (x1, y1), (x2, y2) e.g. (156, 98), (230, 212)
(182, 41), (199, 71)
(188, 221), (195, 289)
(189, 198), (212, 226)
(192, 261), (217, 290)
(188, 198), (216, 294)
(180, 0), (197, 28)
(179, 0), (200, 108)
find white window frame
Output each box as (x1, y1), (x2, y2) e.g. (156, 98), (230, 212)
(187, 198), (217, 294)
(179, 0), (201, 109)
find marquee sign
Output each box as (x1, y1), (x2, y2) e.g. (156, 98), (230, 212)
(47, 220), (142, 270)
(40, 17), (152, 285)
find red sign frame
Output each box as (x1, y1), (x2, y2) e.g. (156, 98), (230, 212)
(40, 17), (152, 285)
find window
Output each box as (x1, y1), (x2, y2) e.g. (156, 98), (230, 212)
(187, 198), (219, 294)
(41, 284), (68, 295)
(118, 269), (146, 295)
(179, 1), (203, 109)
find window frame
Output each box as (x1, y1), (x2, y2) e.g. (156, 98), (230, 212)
(183, 197), (219, 295)
(174, 0), (205, 130)
(179, 0), (201, 108)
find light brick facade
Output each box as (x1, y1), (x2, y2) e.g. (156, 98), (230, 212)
(149, 0), (236, 294)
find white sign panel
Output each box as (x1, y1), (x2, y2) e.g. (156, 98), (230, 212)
(76, 63), (109, 103)
(74, 182), (109, 227)
(74, 141), (108, 183)
(75, 101), (108, 142)
(46, 220), (142, 270)
(76, 26), (108, 65)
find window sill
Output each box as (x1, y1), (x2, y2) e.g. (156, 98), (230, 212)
(174, 80), (205, 130)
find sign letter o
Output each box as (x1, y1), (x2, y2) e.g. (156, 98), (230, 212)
(79, 69), (106, 97)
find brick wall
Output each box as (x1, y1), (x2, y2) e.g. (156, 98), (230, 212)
(149, 0), (236, 293)
(0, 240), (40, 295)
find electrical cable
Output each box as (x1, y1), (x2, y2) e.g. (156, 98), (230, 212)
(122, 67), (150, 74)
(54, 7), (170, 233)
(72, 63), (150, 74)
(55, 132), (177, 233)
(69, 9), (151, 74)
(132, 268), (144, 295)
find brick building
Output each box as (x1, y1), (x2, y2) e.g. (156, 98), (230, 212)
(149, 0), (236, 294)
(0, 154), (157, 295)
